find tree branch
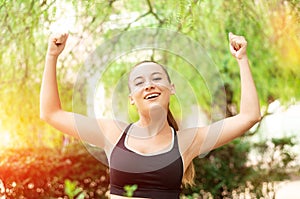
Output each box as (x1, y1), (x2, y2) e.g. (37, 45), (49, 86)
(146, 0), (165, 24)
(123, 11), (151, 31)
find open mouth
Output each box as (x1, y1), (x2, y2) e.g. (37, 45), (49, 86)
(144, 93), (161, 100)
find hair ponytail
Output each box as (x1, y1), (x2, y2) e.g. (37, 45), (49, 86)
(167, 108), (178, 131)
(167, 107), (195, 187)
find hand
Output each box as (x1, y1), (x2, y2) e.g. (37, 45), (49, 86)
(47, 33), (68, 57)
(229, 32), (247, 60)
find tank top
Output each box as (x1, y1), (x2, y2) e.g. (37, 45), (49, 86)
(109, 124), (183, 198)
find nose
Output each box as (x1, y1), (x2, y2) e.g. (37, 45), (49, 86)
(144, 81), (155, 91)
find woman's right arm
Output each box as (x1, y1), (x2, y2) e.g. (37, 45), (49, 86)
(40, 33), (125, 149)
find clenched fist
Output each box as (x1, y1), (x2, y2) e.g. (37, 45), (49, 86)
(47, 33), (68, 57)
(229, 32), (247, 60)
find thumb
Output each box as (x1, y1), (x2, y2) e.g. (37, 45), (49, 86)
(229, 32), (233, 40)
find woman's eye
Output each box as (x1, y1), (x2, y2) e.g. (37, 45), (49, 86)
(153, 77), (162, 81)
(135, 81), (144, 86)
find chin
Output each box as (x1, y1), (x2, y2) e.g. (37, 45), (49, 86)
(149, 102), (163, 109)
(140, 102), (166, 114)
(148, 104), (167, 118)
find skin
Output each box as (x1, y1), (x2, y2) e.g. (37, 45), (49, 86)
(40, 32), (261, 199)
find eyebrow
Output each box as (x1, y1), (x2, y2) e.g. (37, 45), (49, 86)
(133, 76), (144, 82)
(133, 72), (163, 81)
(151, 72), (163, 76)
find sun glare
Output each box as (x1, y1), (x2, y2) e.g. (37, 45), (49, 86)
(0, 130), (11, 148)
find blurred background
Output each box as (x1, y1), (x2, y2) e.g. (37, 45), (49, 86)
(0, 0), (299, 198)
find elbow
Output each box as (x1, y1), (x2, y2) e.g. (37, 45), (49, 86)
(40, 104), (60, 122)
(40, 111), (49, 122)
(40, 109), (54, 123)
(253, 108), (262, 123)
(257, 113), (262, 122)
(248, 113), (262, 125)
(253, 114), (262, 124)
(239, 112), (262, 126)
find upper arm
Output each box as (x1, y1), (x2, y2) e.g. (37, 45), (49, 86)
(42, 110), (127, 149)
(184, 114), (260, 159)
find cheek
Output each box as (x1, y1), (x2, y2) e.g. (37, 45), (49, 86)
(130, 91), (143, 105)
(129, 81), (146, 95)
(153, 80), (168, 87)
(130, 86), (143, 95)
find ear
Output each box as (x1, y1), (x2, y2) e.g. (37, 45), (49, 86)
(170, 83), (176, 95)
(129, 94), (135, 105)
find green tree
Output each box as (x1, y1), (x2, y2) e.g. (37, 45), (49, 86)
(1, 0), (299, 198)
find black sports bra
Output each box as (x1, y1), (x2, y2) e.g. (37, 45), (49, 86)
(109, 124), (183, 198)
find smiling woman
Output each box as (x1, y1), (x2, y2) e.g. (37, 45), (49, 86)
(108, 61), (186, 198)
(40, 32), (261, 199)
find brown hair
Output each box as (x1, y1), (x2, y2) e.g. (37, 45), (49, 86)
(128, 60), (195, 187)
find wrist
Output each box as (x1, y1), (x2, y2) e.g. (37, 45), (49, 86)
(236, 55), (248, 63)
(46, 53), (59, 60)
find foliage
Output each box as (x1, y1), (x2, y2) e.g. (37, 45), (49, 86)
(0, 143), (109, 199)
(0, 136), (297, 198)
(181, 136), (299, 198)
(64, 179), (86, 199)
(124, 184), (138, 197)
(0, 0), (299, 198)
(0, 0), (299, 146)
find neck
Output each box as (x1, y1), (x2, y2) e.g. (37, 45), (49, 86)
(134, 105), (170, 138)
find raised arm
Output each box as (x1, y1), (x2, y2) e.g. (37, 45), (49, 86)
(183, 33), (261, 160)
(40, 33), (68, 124)
(40, 33), (125, 149)
(228, 32), (261, 123)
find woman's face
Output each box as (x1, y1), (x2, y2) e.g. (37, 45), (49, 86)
(128, 62), (175, 114)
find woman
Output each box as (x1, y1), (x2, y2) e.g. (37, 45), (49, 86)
(40, 32), (261, 198)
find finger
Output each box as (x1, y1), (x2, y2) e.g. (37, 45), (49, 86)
(235, 40), (247, 50)
(229, 42), (235, 51)
(50, 33), (60, 44)
(229, 43), (237, 57)
(231, 37), (247, 50)
(229, 36), (241, 50)
(55, 33), (68, 45)
(55, 35), (64, 45)
(233, 42), (241, 51)
(231, 36), (246, 44)
(229, 39), (239, 51)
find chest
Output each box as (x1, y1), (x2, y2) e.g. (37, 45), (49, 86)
(109, 135), (184, 190)
(125, 133), (173, 155)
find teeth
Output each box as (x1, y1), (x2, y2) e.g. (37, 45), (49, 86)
(145, 93), (159, 99)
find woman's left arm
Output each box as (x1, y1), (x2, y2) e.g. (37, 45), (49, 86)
(184, 33), (261, 158)
(228, 32), (261, 123)
(211, 32), (261, 146)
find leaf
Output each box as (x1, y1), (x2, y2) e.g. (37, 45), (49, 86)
(124, 184), (138, 197)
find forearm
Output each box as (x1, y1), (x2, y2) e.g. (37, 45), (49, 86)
(237, 56), (261, 121)
(40, 54), (62, 119)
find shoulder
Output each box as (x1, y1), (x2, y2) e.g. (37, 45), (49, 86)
(97, 118), (129, 148)
(176, 127), (207, 160)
